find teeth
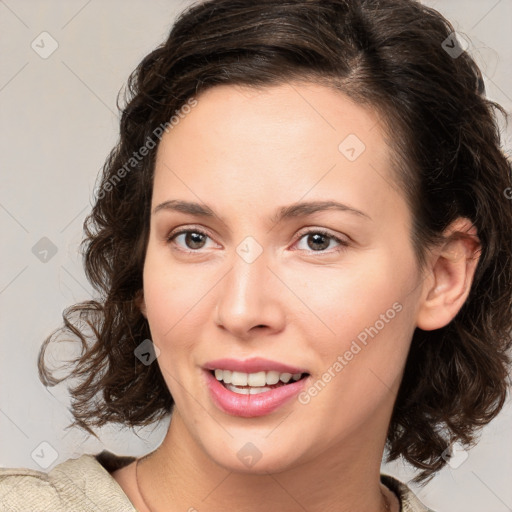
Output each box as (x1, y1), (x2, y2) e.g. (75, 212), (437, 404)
(266, 371), (280, 385)
(213, 369), (304, 386)
(280, 373), (292, 383)
(233, 371), (249, 386)
(225, 384), (273, 395)
(248, 371), (266, 387)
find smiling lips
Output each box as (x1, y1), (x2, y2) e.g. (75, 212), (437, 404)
(203, 356), (309, 374)
(203, 357), (310, 416)
(204, 356), (309, 392)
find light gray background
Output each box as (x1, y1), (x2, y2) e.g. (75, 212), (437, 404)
(0, 1), (511, 511)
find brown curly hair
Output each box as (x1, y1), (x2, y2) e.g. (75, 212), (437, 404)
(38, 0), (512, 484)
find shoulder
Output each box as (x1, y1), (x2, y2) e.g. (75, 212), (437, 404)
(0, 451), (138, 512)
(381, 473), (438, 512)
(0, 465), (64, 511)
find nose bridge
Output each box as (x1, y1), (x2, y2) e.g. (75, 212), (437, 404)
(225, 234), (269, 308)
(215, 233), (282, 334)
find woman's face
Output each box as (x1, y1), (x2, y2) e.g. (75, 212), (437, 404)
(141, 82), (424, 473)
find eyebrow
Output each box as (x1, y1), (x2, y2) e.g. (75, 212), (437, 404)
(152, 199), (371, 223)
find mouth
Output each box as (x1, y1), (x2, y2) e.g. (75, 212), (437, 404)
(203, 367), (311, 417)
(208, 369), (310, 395)
(201, 357), (311, 416)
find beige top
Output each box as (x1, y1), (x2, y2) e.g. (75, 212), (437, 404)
(0, 450), (436, 511)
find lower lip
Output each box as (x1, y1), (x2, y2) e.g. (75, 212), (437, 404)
(204, 370), (309, 417)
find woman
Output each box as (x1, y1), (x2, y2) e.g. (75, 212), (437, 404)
(1, 0), (511, 511)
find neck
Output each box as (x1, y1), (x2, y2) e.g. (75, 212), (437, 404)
(135, 409), (394, 512)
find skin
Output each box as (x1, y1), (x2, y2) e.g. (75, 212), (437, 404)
(112, 82), (480, 512)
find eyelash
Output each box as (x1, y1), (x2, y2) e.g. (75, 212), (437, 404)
(166, 226), (349, 255)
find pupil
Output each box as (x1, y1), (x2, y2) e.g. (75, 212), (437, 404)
(187, 232), (205, 249)
(308, 233), (329, 251)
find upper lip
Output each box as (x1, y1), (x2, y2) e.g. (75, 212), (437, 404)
(203, 357), (308, 375)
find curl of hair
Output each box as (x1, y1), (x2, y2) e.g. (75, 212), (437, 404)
(38, 0), (512, 484)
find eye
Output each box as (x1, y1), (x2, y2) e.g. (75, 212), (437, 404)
(294, 228), (349, 254)
(166, 227), (349, 254)
(166, 228), (216, 252)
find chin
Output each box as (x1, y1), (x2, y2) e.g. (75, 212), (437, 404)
(204, 439), (302, 476)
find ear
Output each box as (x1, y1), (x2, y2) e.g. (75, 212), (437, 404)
(135, 289), (147, 318)
(416, 218), (481, 331)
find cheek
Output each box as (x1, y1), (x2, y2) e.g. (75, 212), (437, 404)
(325, 267), (416, 393)
(143, 245), (206, 322)
(299, 283), (415, 442)
(141, 250), (206, 360)
(300, 249), (417, 383)
(142, 256), (208, 397)
(293, 255), (408, 337)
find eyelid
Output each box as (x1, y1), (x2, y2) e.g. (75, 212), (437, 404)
(292, 227), (350, 254)
(166, 224), (211, 240)
(294, 226), (350, 245)
(166, 225), (218, 251)
(166, 224), (350, 254)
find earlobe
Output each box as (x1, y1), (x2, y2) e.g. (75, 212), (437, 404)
(416, 218), (481, 331)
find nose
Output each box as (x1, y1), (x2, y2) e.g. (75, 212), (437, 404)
(214, 242), (286, 340)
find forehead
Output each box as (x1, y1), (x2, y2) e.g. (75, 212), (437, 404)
(152, 82), (407, 226)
